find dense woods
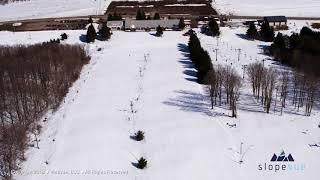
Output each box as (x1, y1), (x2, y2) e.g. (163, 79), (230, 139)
(270, 27), (320, 77)
(0, 43), (90, 178)
(268, 27), (320, 115)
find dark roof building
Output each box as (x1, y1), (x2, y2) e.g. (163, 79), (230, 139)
(263, 16), (287, 27)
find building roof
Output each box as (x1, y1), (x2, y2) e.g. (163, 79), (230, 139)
(125, 19), (180, 29)
(107, 21), (124, 27)
(263, 16), (287, 22)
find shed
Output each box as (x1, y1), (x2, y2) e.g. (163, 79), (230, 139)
(263, 16), (287, 27)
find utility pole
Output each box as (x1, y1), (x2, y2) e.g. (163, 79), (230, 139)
(242, 65), (247, 79)
(274, 87), (278, 113)
(239, 142), (244, 164)
(236, 48), (241, 61)
(214, 48), (218, 61)
(262, 59), (266, 67)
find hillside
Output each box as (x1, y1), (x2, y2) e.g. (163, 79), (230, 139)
(0, 23), (319, 179)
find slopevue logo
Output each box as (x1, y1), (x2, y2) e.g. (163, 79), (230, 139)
(258, 150), (305, 172)
(270, 151), (294, 162)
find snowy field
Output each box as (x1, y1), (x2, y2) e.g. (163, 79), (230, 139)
(0, 0), (320, 22)
(0, 23), (319, 180)
(213, 0), (320, 17)
(0, 0), (110, 21)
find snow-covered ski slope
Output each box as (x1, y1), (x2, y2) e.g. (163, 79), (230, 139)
(0, 22), (319, 179)
(213, 0), (320, 17)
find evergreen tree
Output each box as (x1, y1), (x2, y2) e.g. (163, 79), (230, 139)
(178, 18), (186, 30)
(208, 19), (220, 36)
(188, 33), (213, 84)
(133, 130), (145, 141)
(107, 14), (113, 21)
(260, 22), (275, 42)
(136, 9), (146, 20)
(88, 16), (93, 24)
(270, 33), (287, 60)
(60, 33), (68, 40)
(153, 13), (160, 20)
(114, 12), (122, 20)
(86, 24), (96, 43)
(108, 12), (122, 21)
(136, 157), (147, 169)
(99, 23), (111, 40)
(246, 23), (258, 39)
(156, 25), (164, 37)
(289, 33), (300, 50)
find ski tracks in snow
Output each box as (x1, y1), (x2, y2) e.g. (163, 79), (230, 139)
(120, 52), (152, 180)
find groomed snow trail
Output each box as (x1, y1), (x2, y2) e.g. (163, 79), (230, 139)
(5, 31), (234, 180)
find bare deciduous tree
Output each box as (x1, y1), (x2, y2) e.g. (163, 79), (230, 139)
(247, 62), (266, 99)
(305, 75), (318, 116)
(0, 42), (90, 178)
(279, 71), (289, 114)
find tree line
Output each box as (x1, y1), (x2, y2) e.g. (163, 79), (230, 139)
(270, 27), (320, 77)
(206, 65), (242, 117)
(86, 23), (112, 43)
(188, 31), (242, 117)
(0, 42), (90, 178)
(247, 62), (318, 116)
(187, 31), (318, 117)
(246, 22), (275, 42)
(268, 27), (320, 115)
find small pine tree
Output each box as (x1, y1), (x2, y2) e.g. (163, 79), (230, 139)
(107, 14), (113, 21)
(178, 18), (186, 30)
(88, 16), (93, 24)
(60, 33), (68, 40)
(208, 19), (220, 36)
(133, 130), (145, 141)
(156, 25), (164, 37)
(99, 23), (112, 40)
(246, 23), (258, 39)
(260, 22), (275, 42)
(137, 157), (147, 169)
(153, 13), (160, 20)
(86, 24), (96, 43)
(136, 9), (146, 20)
